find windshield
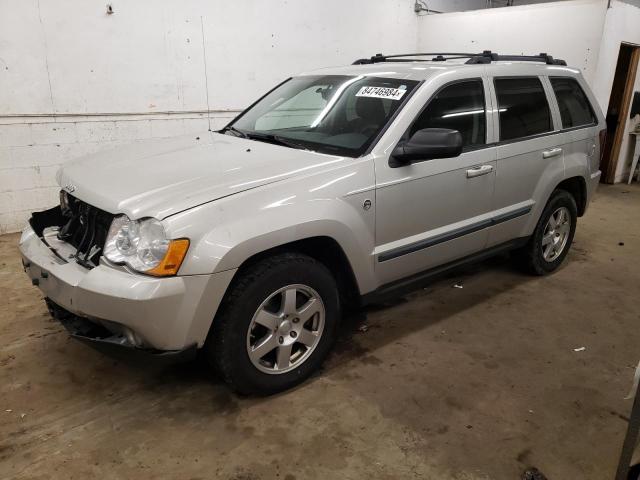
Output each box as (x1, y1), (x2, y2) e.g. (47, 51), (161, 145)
(225, 75), (419, 157)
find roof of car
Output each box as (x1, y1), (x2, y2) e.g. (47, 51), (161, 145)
(301, 60), (477, 81)
(300, 51), (582, 82)
(302, 60), (582, 82)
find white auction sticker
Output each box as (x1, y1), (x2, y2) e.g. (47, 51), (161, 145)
(355, 86), (406, 101)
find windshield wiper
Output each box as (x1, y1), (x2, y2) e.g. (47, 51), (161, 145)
(222, 126), (309, 150)
(220, 125), (249, 138)
(244, 132), (310, 151)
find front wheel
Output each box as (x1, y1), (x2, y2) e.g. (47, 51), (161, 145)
(205, 252), (340, 395)
(516, 189), (577, 275)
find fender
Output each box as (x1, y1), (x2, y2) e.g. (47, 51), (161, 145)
(163, 158), (379, 295)
(527, 125), (595, 233)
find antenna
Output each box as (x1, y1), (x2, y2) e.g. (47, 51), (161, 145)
(200, 16), (212, 131)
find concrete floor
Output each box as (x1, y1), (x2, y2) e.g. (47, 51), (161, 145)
(1, 183), (639, 480)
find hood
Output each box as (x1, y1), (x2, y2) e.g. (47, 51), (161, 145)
(58, 131), (347, 219)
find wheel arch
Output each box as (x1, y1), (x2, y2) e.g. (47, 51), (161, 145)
(555, 176), (587, 216)
(223, 235), (362, 310)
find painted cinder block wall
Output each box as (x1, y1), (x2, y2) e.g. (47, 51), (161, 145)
(0, 114), (228, 233)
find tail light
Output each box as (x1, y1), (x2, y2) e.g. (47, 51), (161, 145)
(598, 128), (607, 166)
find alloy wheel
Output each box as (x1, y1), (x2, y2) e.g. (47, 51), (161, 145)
(542, 206), (571, 262)
(246, 284), (325, 374)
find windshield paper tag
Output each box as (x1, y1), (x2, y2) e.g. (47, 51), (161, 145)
(355, 86), (406, 101)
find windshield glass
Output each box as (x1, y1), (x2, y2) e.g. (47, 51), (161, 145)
(226, 75), (419, 157)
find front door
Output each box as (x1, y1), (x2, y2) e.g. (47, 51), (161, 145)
(374, 78), (497, 286)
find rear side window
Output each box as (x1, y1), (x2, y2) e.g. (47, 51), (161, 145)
(550, 77), (596, 128)
(495, 77), (553, 141)
(411, 79), (486, 148)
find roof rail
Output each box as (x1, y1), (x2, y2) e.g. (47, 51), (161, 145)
(352, 50), (567, 66)
(465, 50), (567, 65)
(352, 52), (482, 64)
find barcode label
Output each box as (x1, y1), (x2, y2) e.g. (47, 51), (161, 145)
(355, 86), (406, 100)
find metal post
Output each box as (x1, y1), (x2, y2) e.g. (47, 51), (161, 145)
(615, 378), (640, 480)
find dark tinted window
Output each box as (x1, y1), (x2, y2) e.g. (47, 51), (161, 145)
(550, 77), (596, 128)
(411, 80), (486, 148)
(495, 77), (552, 141)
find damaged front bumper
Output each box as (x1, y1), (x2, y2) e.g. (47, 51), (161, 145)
(19, 221), (237, 353)
(46, 299), (197, 365)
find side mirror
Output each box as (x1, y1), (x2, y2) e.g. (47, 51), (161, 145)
(390, 128), (463, 167)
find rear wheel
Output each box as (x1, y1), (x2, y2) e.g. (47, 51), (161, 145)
(516, 189), (577, 275)
(206, 252), (340, 395)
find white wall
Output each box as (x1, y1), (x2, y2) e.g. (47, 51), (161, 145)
(1, 0), (419, 115)
(416, 0), (609, 93)
(416, 0), (640, 183)
(592, 1), (640, 182)
(0, 0), (418, 233)
(2, 0), (640, 233)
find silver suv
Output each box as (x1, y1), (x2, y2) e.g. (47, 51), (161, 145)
(20, 51), (604, 394)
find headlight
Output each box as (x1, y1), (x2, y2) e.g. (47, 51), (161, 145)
(104, 215), (189, 276)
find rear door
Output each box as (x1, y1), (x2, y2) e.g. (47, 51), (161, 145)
(486, 75), (564, 247)
(547, 76), (599, 189)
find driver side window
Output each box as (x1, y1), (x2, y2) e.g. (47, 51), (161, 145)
(411, 79), (487, 149)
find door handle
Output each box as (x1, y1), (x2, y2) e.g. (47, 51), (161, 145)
(466, 164), (493, 178)
(542, 147), (563, 159)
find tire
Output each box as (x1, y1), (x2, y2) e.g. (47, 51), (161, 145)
(515, 189), (577, 275)
(205, 252), (340, 395)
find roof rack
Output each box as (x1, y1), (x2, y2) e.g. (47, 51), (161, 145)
(352, 50), (567, 66)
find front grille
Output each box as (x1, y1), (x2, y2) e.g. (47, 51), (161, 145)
(57, 193), (114, 268)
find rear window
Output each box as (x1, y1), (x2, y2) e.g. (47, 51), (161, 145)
(495, 77), (553, 142)
(550, 77), (596, 129)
